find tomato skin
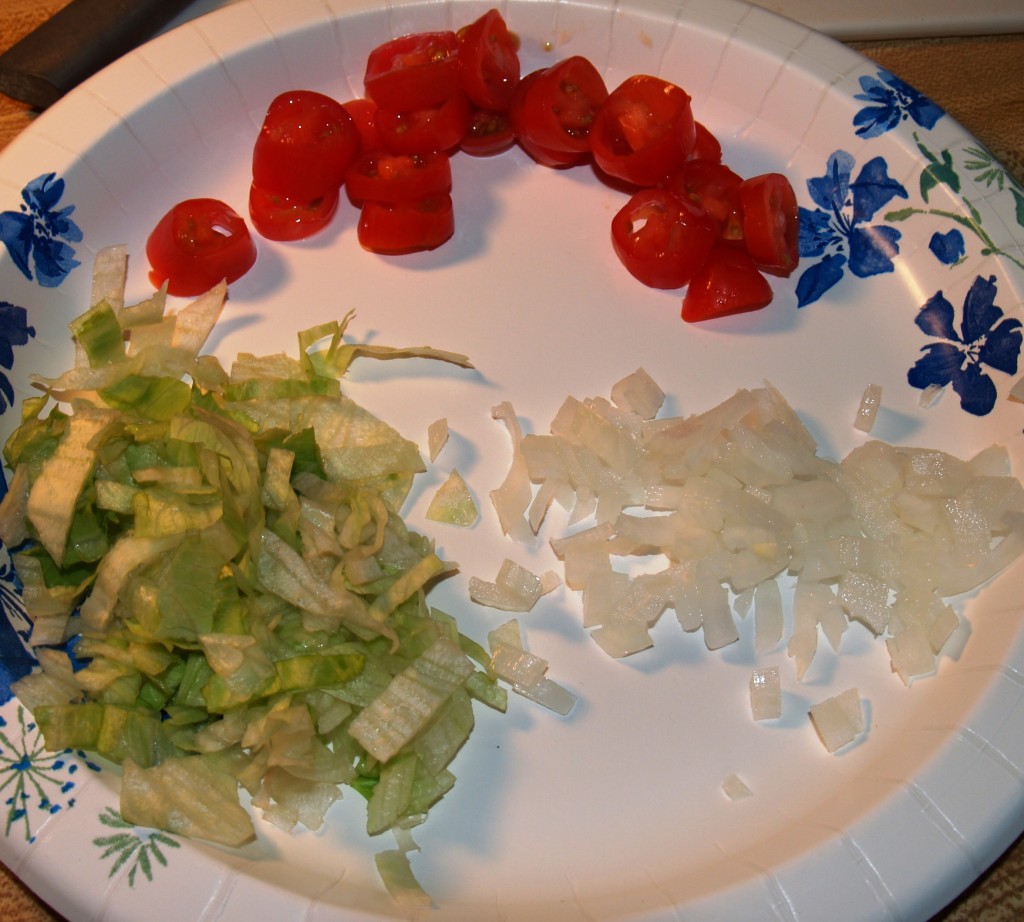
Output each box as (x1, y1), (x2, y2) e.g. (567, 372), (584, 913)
(342, 97), (381, 152)
(375, 90), (472, 155)
(248, 184), (339, 241)
(252, 90), (360, 201)
(665, 160), (744, 239)
(146, 198), (257, 296)
(461, 106), (516, 157)
(509, 69), (589, 167)
(681, 243), (773, 322)
(363, 32), (461, 111)
(457, 9), (521, 111)
(345, 149), (452, 203)
(357, 194), (455, 254)
(512, 58), (607, 156)
(610, 187), (718, 290)
(738, 172), (800, 277)
(590, 75), (697, 186)
(689, 121), (722, 164)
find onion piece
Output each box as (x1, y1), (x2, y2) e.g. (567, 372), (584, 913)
(809, 688), (864, 753)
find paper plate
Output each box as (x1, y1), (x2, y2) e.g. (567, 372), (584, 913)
(1, 1), (1023, 919)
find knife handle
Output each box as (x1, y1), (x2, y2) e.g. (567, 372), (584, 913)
(0, 0), (197, 109)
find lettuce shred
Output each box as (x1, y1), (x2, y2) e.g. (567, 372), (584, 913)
(1, 249), (499, 890)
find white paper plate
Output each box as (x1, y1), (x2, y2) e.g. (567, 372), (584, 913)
(2, 1), (1024, 919)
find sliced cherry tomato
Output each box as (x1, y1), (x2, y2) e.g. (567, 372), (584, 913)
(681, 243), (773, 322)
(665, 160), (744, 239)
(252, 90), (360, 201)
(146, 198), (257, 296)
(610, 188), (718, 290)
(342, 97), (382, 152)
(738, 172), (800, 277)
(511, 57), (607, 157)
(461, 106), (516, 156)
(590, 75), (697, 186)
(358, 194), (455, 254)
(248, 184), (340, 241)
(510, 70), (586, 167)
(457, 9), (521, 112)
(375, 90), (473, 155)
(363, 31), (461, 111)
(345, 149), (452, 203)
(689, 121), (722, 163)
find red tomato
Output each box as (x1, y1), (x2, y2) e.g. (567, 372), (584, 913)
(252, 90), (360, 201)
(457, 9), (521, 112)
(681, 244), (773, 322)
(590, 75), (697, 186)
(342, 97), (381, 152)
(358, 194), (455, 254)
(345, 149), (452, 203)
(363, 31), (461, 111)
(511, 58), (608, 157)
(738, 172), (800, 277)
(248, 184), (340, 241)
(375, 90), (473, 155)
(461, 106), (516, 156)
(146, 198), (257, 296)
(610, 188), (718, 290)
(689, 121), (722, 163)
(665, 160), (744, 239)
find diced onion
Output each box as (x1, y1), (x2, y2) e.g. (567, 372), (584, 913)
(809, 688), (864, 753)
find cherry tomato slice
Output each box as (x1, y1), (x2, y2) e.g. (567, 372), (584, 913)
(461, 106), (516, 157)
(509, 70), (583, 166)
(512, 58), (607, 156)
(738, 172), (800, 277)
(357, 194), (455, 254)
(665, 160), (744, 239)
(689, 121), (723, 163)
(375, 90), (472, 155)
(457, 9), (521, 111)
(610, 188), (718, 290)
(681, 243), (773, 322)
(590, 74), (697, 186)
(342, 97), (381, 152)
(146, 198), (257, 296)
(248, 184), (340, 241)
(363, 31), (461, 111)
(345, 149), (452, 203)
(252, 90), (360, 201)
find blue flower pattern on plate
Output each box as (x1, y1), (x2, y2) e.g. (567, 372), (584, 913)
(795, 150), (909, 307)
(0, 172), (82, 287)
(1, 706), (101, 842)
(853, 69), (945, 139)
(0, 301), (36, 412)
(907, 275), (1022, 416)
(929, 229), (966, 266)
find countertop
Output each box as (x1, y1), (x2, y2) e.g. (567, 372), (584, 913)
(0, 1), (1022, 920)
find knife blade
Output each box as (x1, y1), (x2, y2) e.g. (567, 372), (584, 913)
(0, 0), (197, 110)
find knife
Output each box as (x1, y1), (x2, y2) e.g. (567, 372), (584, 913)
(0, 0), (198, 110)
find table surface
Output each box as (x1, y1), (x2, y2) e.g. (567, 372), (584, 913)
(1, 2), (1023, 921)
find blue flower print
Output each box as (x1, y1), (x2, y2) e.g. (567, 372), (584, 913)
(853, 69), (945, 139)
(907, 275), (1021, 416)
(0, 173), (82, 287)
(796, 150), (909, 307)
(928, 229), (965, 266)
(0, 301), (36, 412)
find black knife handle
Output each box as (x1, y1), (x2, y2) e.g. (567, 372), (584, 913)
(0, 0), (197, 109)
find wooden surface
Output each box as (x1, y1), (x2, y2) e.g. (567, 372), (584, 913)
(1, 2), (1023, 920)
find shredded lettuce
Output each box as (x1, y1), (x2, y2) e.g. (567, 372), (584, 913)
(4, 248), (498, 896)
